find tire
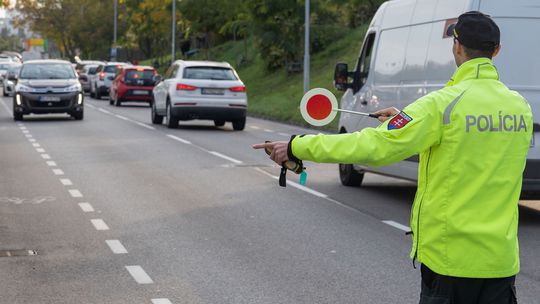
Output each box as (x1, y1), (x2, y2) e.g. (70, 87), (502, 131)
(13, 112), (23, 121)
(90, 89), (95, 98)
(214, 120), (225, 127)
(151, 102), (163, 125)
(232, 117), (246, 131)
(95, 89), (101, 100)
(339, 163), (364, 187)
(165, 102), (178, 129)
(3, 89), (7, 97)
(72, 111), (84, 120)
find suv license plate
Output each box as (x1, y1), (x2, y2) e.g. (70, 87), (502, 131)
(202, 88), (224, 95)
(133, 90), (148, 95)
(40, 96), (61, 102)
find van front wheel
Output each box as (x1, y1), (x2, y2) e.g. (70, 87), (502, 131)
(339, 163), (364, 187)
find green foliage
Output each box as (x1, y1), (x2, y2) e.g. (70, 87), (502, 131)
(0, 29), (22, 53)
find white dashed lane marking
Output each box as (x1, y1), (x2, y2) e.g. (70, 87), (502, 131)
(209, 151), (243, 164)
(382, 220), (410, 232)
(166, 134), (191, 144)
(278, 132), (291, 137)
(152, 299), (173, 304)
(69, 189), (83, 198)
(41, 154), (51, 160)
(32, 143), (40, 147)
(91, 219), (110, 231)
(125, 266), (154, 284)
(52, 169), (64, 175)
(136, 122), (155, 130)
(22, 130), (29, 134)
(25, 134), (32, 138)
(60, 178), (73, 186)
(106, 240), (128, 254)
(78, 202), (94, 213)
(47, 161), (57, 167)
(28, 138), (36, 142)
(36, 148), (46, 153)
(250, 126), (260, 130)
(264, 129), (274, 133)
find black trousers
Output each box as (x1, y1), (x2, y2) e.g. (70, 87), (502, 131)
(420, 264), (517, 304)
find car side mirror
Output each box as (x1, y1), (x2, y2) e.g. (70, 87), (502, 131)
(153, 75), (162, 84)
(334, 63), (350, 91)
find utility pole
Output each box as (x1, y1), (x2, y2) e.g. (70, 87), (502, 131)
(112, 0), (118, 61)
(171, 0), (176, 63)
(303, 0), (310, 93)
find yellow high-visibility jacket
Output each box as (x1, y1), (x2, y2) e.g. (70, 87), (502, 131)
(290, 58), (532, 278)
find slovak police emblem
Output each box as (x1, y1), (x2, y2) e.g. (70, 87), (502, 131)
(388, 112), (413, 130)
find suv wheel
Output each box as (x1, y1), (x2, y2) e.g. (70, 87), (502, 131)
(72, 111), (84, 120)
(165, 102), (178, 129)
(232, 117), (246, 131)
(151, 102), (163, 124)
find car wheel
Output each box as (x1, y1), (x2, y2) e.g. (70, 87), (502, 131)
(214, 120), (225, 127)
(339, 163), (364, 187)
(72, 111), (84, 120)
(151, 102), (163, 125)
(90, 89), (95, 98)
(95, 89), (101, 100)
(3, 89), (7, 97)
(232, 117), (246, 131)
(165, 102), (178, 129)
(13, 112), (23, 121)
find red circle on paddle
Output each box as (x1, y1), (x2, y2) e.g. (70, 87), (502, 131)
(306, 94), (333, 120)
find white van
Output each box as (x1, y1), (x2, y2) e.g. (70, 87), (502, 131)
(334, 0), (540, 193)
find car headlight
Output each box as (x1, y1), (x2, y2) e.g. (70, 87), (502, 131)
(6, 80), (13, 86)
(63, 84), (81, 92)
(17, 84), (34, 92)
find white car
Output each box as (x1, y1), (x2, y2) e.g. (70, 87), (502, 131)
(2, 64), (21, 97)
(151, 60), (247, 130)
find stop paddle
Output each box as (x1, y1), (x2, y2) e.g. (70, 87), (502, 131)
(300, 88), (379, 126)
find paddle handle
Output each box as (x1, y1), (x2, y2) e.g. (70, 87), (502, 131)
(332, 108), (380, 119)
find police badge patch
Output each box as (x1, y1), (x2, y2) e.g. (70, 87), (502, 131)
(388, 112), (413, 130)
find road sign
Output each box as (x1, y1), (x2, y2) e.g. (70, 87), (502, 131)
(299, 88), (338, 126)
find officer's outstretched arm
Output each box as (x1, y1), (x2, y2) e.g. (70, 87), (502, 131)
(290, 96), (442, 167)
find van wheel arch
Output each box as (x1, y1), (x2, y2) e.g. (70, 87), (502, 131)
(338, 127), (365, 187)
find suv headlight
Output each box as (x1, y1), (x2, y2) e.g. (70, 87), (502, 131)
(17, 84), (34, 92)
(63, 84), (81, 92)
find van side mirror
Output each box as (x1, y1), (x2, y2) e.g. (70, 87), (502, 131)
(334, 63), (350, 91)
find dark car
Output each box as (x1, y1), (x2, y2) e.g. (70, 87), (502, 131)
(12, 60), (84, 121)
(109, 66), (158, 106)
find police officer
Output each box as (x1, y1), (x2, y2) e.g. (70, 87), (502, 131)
(254, 12), (532, 304)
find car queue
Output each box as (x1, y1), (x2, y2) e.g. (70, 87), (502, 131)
(0, 57), (249, 131)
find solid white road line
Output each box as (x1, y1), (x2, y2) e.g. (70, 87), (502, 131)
(32, 143), (40, 147)
(264, 129), (274, 133)
(254, 168), (327, 198)
(382, 220), (411, 232)
(209, 151), (243, 164)
(98, 108), (112, 114)
(41, 154), (51, 159)
(91, 219), (110, 231)
(125, 266), (154, 284)
(36, 148), (45, 153)
(105, 240), (128, 254)
(78, 202), (94, 212)
(166, 134), (191, 144)
(278, 132), (291, 137)
(69, 189), (83, 198)
(52, 169), (64, 175)
(115, 114), (130, 121)
(60, 178), (73, 186)
(136, 122), (155, 130)
(47, 161), (57, 167)
(152, 299), (173, 304)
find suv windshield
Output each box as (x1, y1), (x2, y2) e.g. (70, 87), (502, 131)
(104, 65), (120, 73)
(20, 63), (76, 80)
(183, 67), (237, 80)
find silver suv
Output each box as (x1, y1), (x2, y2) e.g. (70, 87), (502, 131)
(89, 62), (129, 99)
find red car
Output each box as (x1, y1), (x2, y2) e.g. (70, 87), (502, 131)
(109, 66), (158, 107)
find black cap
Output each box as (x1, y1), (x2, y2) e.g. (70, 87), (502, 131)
(446, 11), (500, 51)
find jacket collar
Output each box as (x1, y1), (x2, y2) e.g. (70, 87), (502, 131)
(446, 57), (499, 87)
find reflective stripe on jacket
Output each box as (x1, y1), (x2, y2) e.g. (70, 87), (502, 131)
(291, 58), (533, 278)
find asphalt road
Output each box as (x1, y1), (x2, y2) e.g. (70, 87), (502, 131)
(0, 95), (539, 303)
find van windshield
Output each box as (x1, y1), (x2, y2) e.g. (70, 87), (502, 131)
(183, 67), (237, 80)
